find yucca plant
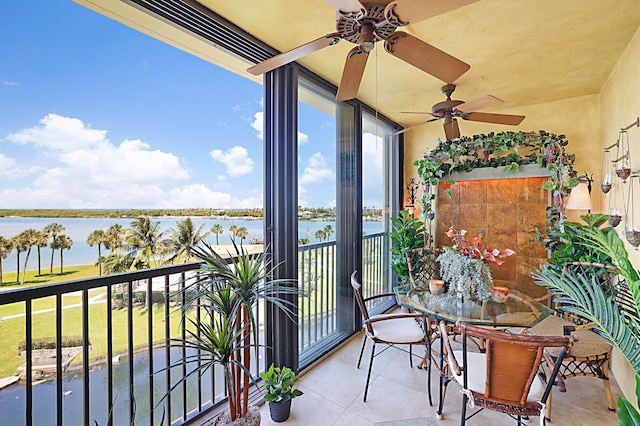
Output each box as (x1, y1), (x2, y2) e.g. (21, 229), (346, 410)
(162, 240), (299, 424)
(532, 213), (640, 425)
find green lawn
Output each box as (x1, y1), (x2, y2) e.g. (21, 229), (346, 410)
(0, 264), (191, 378)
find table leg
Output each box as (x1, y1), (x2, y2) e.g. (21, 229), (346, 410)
(436, 320), (444, 420)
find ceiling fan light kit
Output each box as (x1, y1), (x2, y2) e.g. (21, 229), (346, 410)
(247, 0), (479, 101)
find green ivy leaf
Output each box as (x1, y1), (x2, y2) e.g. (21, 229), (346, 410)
(543, 181), (556, 190)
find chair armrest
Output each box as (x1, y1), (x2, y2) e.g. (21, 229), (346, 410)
(362, 292), (396, 303)
(365, 312), (425, 324)
(439, 322), (462, 376)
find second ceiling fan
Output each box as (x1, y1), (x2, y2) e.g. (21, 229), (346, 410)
(247, 0), (479, 101)
(392, 84), (526, 139)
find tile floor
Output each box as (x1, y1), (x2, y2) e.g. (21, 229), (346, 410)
(255, 331), (623, 426)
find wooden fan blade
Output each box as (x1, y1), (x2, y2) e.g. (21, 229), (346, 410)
(391, 118), (439, 136)
(336, 47), (369, 102)
(465, 112), (525, 126)
(386, 0), (479, 25)
(444, 118), (460, 140)
(247, 33), (341, 75)
(385, 33), (470, 83)
(456, 95), (503, 113)
(325, 0), (365, 14)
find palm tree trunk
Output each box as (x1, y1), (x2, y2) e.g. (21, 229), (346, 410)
(37, 246), (42, 276)
(15, 252), (20, 283)
(50, 245), (55, 277)
(98, 245), (102, 275)
(59, 249), (64, 274)
(21, 248), (32, 286)
(0, 259), (3, 286)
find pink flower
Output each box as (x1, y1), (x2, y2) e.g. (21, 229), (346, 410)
(445, 226), (515, 267)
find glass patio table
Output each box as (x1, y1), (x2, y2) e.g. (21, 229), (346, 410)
(395, 286), (554, 327)
(394, 286), (555, 419)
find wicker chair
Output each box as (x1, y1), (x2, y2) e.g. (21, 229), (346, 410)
(350, 271), (429, 402)
(528, 261), (628, 417)
(440, 321), (574, 426)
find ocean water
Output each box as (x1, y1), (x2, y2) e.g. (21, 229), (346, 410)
(0, 217), (383, 274)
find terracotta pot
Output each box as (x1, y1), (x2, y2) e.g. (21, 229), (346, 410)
(429, 279), (445, 295)
(490, 286), (509, 303)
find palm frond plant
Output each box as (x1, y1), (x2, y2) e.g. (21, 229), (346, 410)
(532, 213), (640, 425)
(161, 240), (300, 424)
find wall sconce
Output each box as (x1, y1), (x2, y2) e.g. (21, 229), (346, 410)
(405, 178), (419, 217)
(566, 174), (593, 212)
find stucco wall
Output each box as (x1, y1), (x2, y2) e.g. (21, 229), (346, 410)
(599, 24), (640, 406)
(404, 24), (640, 405)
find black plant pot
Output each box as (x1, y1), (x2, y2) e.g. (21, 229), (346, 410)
(268, 400), (292, 422)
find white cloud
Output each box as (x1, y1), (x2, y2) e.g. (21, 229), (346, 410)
(250, 111), (309, 144)
(210, 145), (254, 177)
(3, 80), (18, 86)
(0, 114), (211, 208)
(300, 152), (333, 185)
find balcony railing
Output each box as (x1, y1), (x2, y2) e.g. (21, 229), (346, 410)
(0, 232), (389, 425)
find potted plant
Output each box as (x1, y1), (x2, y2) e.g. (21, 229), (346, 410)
(390, 210), (426, 285)
(260, 363), (304, 422)
(162, 240), (299, 425)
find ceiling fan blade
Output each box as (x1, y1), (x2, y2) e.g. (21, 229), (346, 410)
(325, 0), (365, 14)
(336, 47), (369, 102)
(385, 0), (480, 25)
(465, 112), (526, 126)
(444, 118), (460, 140)
(391, 117), (439, 136)
(247, 33), (342, 75)
(456, 95), (504, 113)
(385, 33), (470, 83)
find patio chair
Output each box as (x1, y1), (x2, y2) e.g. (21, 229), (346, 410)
(440, 321), (574, 426)
(350, 271), (429, 402)
(528, 261), (628, 417)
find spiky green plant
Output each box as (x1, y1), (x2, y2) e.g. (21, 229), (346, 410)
(161, 240), (299, 422)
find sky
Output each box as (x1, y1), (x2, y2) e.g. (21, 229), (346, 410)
(0, 1), (385, 210)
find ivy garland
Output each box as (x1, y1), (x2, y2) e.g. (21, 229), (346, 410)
(412, 131), (579, 249)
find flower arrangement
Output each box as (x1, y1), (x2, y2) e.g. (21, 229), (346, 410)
(445, 226), (515, 266)
(437, 227), (516, 302)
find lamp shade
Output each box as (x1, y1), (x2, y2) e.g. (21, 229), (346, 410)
(566, 181), (592, 210)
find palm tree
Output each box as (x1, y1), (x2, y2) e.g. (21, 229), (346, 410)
(43, 223), (65, 277)
(17, 229), (40, 285)
(235, 226), (249, 246)
(314, 229), (326, 242)
(105, 224), (124, 251)
(11, 235), (27, 284)
(87, 229), (108, 275)
(229, 224), (238, 243)
(52, 235), (73, 274)
(167, 218), (210, 264)
(323, 225), (334, 241)
(210, 224), (224, 245)
(0, 236), (13, 286)
(34, 230), (48, 276)
(125, 216), (166, 270)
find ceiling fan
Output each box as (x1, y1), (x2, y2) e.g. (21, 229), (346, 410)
(247, 0), (479, 101)
(392, 84), (526, 139)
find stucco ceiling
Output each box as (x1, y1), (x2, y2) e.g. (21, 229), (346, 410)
(78, 0), (640, 131)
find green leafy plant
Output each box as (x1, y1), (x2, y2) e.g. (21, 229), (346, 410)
(260, 363), (304, 403)
(531, 213), (640, 425)
(437, 247), (493, 302)
(413, 130), (579, 247)
(390, 210), (426, 284)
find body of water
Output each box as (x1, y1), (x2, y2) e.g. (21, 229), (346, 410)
(0, 217), (383, 274)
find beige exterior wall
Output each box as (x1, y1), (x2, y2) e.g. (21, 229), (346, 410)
(404, 24), (640, 405)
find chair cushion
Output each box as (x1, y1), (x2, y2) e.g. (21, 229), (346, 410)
(370, 316), (425, 343)
(528, 315), (612, 357)
(452, 351), (545, 403)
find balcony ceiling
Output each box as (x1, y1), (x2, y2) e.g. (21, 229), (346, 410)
(81, 0), (640, 129)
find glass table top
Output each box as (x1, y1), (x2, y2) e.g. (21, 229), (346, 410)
(395, 286), (554, 327)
